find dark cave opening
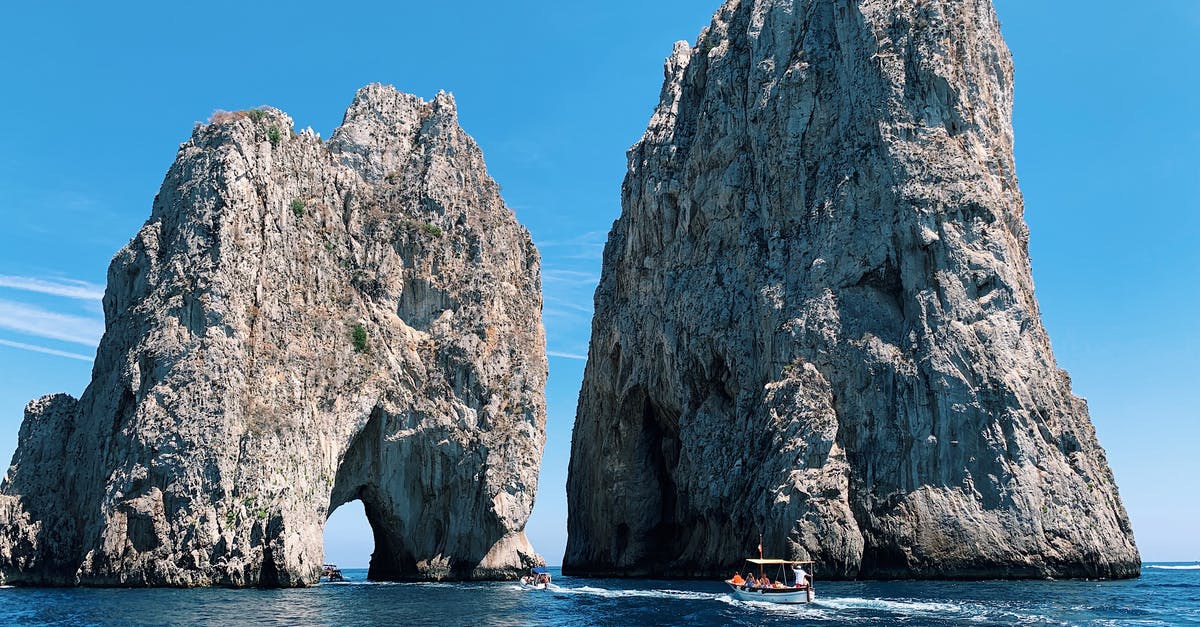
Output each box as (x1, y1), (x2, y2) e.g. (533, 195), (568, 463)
(638, 394), (683, 565)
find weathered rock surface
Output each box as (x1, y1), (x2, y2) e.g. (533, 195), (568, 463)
(0, 84), (547, 587)
(566, 0), (1138, 579)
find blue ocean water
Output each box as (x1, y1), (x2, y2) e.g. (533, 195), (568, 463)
(0, 563), (1195, 625)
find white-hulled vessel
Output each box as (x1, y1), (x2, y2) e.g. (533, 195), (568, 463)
(726, 558), (815, 604)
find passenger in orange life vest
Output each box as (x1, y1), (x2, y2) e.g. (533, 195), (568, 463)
(730, 572), (745, 585)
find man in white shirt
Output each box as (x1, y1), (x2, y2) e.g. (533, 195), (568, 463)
(793, 564), (809, 588)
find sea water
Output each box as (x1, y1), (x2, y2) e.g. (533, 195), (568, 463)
(0, 563), (1196, 625)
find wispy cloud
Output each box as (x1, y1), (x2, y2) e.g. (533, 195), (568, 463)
(542, 269), (601, 286)
(0, 300), (105, 346)
(536, 230), (608, 261)
(540, 263), (599, 362)
(0, 275), (105, 300)
(0, 338), (93, 362)
(544, 294), (593, 314)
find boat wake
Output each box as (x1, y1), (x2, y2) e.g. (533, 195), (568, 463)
(819, 597), (966, 614)
(713, 594), (1062, 625)
(552, 585), (717, 602)
(544, 584), (1060, 624)
(1147, 564), (1200, 570)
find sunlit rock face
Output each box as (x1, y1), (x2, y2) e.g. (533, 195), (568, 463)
(566, 0), (1138, 580)
(0, 84), (547, 587)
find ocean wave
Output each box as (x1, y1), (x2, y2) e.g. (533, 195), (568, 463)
(1146, 565), (1200, 570)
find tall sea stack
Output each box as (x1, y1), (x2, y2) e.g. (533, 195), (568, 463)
(0, 84), (547, 586)
(566, 0), (1138, 579)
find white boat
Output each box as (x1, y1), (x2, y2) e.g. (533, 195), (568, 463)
(725, 558), (815, 604)
(320, 563), (345, 582)
(520, 567), (552, 589)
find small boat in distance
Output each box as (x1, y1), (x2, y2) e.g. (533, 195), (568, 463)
(321, 563), (345, 582)
(726, 558), (815, 604)
(520, 566), (552, 589)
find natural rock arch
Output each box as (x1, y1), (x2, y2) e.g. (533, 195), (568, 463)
(325, 404), (534, 581)
(0, 84), (547, 587)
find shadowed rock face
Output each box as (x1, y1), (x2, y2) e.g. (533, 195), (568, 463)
(0, 84), (547, 587)
(566, 0), (1138, 580)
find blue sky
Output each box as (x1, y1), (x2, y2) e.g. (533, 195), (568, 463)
(0, 1), (1196, 568)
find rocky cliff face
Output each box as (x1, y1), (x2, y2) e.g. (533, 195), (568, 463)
(566, 0), (1138, 579)
(0, 84), (547, 586)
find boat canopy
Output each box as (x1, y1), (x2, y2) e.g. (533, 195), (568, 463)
(745, 559), (813, 565)
(531, 567), (550, 574)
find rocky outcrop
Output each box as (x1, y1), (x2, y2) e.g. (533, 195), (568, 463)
(0, 84), (547, 587)
(566, 0), (1138, 580)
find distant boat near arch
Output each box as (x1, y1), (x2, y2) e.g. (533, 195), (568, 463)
(520, 567), (553, 589)
(320, 564), (345, 583)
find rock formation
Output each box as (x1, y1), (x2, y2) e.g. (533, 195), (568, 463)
(566, 0), (1138, 579)
(0, 84), (547, 587)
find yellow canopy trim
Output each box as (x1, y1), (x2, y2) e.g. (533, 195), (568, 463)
(745, 558), (813, 565)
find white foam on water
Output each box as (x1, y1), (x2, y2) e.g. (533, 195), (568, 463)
(712, 590), (1014, 623)
(818, 596), (968, 614)
(552, 585), (717, 602)
(513, 583), (557, 592)
(717, 595), (839, 619)
(819, 597), (1068, 625)
(1146, 564), (1200, 570)
(1094, 614), (1176, 619)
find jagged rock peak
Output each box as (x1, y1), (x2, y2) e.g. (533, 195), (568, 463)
(565, 0), (1138, 580)
(329, 84), (463, 183)
(0, 83), (547, 587)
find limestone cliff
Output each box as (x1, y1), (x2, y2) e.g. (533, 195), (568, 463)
(566, 0), (1138, 579)
(0, 84), (547, 586)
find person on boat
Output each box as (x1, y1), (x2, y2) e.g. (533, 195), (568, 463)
(730, 571), (745, 585)
(759, 574), (771, 587)
(793, 564), (809, 588)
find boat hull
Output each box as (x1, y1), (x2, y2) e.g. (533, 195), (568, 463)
(728, 584), (813, 604)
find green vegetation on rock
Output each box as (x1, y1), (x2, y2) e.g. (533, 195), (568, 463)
(351, 323), (368, 353)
